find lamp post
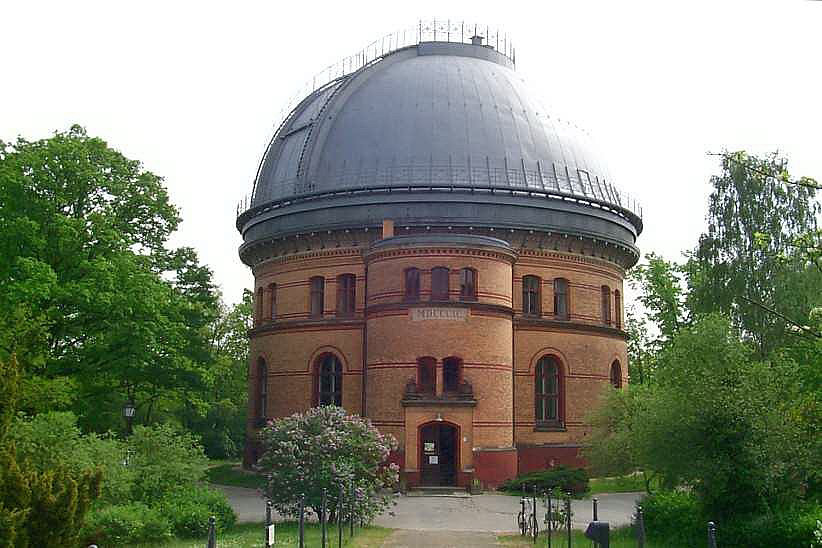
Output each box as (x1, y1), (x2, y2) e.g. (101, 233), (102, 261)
(122, 399), (136, 436)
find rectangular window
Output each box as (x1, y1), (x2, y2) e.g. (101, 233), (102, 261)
(523, 276), (541, 316)
(404, 268), (420, 301)
(554, 278), (569, 320)
(431, 267), (450, 301)
(336, 274), (356, 317)
(310, 277), (324, 318)
(269, 283), (276, 320)
(601, 286), (611, 325)
(459, 268), (477, 301)
(614, 290), (622, 329)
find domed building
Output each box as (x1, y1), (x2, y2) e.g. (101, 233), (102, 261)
(238, 22), (642, 488)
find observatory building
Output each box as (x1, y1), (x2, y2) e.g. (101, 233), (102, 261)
(237, 22), (642, 488)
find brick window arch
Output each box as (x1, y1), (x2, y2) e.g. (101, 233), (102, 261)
(404, 268), (420, 301)
(316, 353), (342, 406)
(459, 268), (477, 301)
(522, 275), (541, 316)
(610, 360), (622, 388)
(310, 276), (325, 318)
(601, 285), (612, 325)
(431, 267), (450, 301)
(535, 355), (563, 428)
(256, 358), (268, 425)
(554, 278), (569, 320)
(336, 274), (356, 317)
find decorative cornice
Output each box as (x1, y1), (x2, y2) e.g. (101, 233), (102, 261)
(514, 317), (628, 340)
(249, 317), (365, 338)
(366, 301), (514, 318)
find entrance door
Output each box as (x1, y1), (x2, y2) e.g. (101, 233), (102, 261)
(420, 422), (457, 486)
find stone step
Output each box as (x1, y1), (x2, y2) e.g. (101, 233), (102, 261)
(406, 486), (470, 498)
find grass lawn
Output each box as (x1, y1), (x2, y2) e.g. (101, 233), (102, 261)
(498, 526), (667, 547)
(128, 522), (392, 547)
(205, 461), (267, 490)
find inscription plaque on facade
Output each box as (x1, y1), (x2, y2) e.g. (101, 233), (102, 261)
(410, 307), (468, 321)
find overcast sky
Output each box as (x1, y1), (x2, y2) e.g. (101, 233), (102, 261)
(3, 1), (820, 304)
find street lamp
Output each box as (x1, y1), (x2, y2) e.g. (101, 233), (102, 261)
(122, 399), (136, 435)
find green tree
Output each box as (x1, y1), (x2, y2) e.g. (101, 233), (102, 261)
(686, 151), (821, 357)
(0, 126), (221, 432)
(0, 355), (102, 547)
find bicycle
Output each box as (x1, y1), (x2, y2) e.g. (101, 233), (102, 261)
(517, 497), (539, 538)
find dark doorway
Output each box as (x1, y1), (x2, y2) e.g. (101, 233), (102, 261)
(420, 422), (458, 486)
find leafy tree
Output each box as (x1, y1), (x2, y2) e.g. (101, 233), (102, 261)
(0, 126), (222, 432)
(628, 253), (686, 344)
(686, 151), (821, 357)
(0, 355), (102, 547)
(258, 406), (399, 524)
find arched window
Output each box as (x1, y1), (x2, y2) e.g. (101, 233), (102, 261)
(255, 287), (264, 326)
(554, 278), (569, 320)
(459, 268), (477, 301)
(614, 290), (622, 329)
(522, 275), (541, 316)
(268, 283), (277, 321)
(404, 268), (420, 301)
(310, 276), (324, 318)
(443, 357), (461, 393)
(610, 361), (622, 388)
(316, 354), (342, 406)
(535, 356), (562, 427)
(417, 357), (436, 394)
(431, 267), (450, 301)
(336, 274), (356, 317)
(601, 286), (611, 325)
(256, 358), (268, 423)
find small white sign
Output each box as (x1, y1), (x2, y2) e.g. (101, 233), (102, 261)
(411, 307), (468, 321)
(424, 442), (435, 452)
(429, 455), (439, 465)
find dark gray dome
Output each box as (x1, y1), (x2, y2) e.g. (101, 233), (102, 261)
(238, 38), (642, 263)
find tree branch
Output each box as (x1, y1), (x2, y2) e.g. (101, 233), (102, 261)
(737, 295), (821, 339)
(707, 152), (821, 190)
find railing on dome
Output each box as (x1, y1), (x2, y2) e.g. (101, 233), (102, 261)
(235, 161), (643, 229)
(249, 19), (515, 201)
(270, 19), (514, 142)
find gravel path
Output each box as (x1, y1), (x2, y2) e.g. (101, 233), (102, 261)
(213, 485), (643, 532)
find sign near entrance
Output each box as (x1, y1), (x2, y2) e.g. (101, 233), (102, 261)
(424, 442), (435, 453)
(428, 455), (439, 464)
(410, 307), (468, 321)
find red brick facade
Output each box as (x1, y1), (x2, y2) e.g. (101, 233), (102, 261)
(243, 231), (628, 489)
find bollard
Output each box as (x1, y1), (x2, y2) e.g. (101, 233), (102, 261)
(206, 516), (216, 548)
(707, 521), (717, 548)
(338, 483), (344, 548)
(546, 490), (552, 548)
(321, 488), (328, 548)
(349, 480), (355, 538)
(532, 486), (538, 544)
(635, 505), (646, 548)
(298, 494), (305, 548)
(565, 495), (572, 548)
(593, 497), (598, 521)
(265, 501), (275, 547)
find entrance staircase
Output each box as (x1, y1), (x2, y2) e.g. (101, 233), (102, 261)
(406, 486), (470, 498)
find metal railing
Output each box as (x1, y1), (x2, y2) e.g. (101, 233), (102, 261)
(237, 161), (643, 228)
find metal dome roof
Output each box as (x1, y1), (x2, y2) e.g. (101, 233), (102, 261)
(237, 24), (642, 263)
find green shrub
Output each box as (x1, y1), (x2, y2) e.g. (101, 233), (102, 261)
(500, 466), (589, 496)
(641, 490), (703, 546)
(159, 485), (236, 538)
(719, 502), (822, 548)
(82, 502), (172, 545)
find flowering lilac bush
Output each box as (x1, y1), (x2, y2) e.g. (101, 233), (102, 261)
(258, 406), (399, 523)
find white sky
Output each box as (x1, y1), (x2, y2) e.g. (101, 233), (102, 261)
(2, 1), (820, 305)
